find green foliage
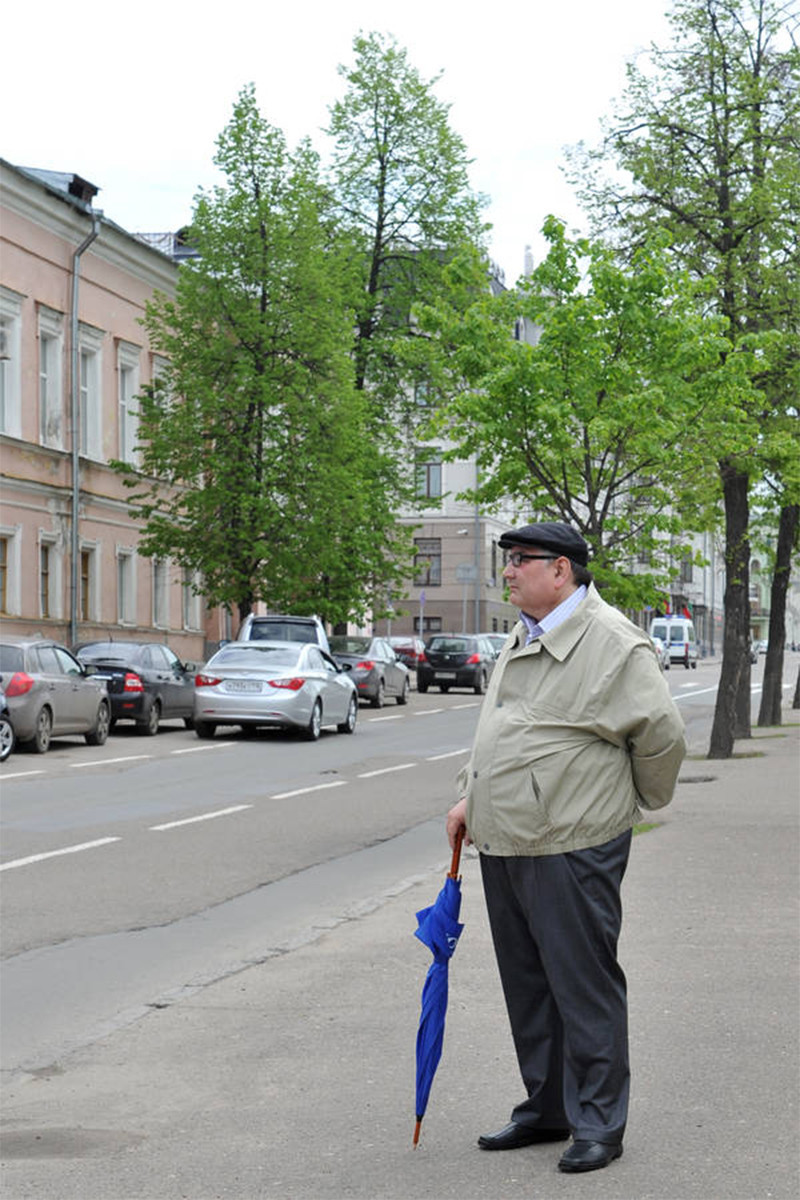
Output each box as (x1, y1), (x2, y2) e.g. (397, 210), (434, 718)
(420, 220), (762, 608)
(120, 85), (414, 623)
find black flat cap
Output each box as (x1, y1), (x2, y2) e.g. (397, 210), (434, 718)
(498, 521), (589, 566)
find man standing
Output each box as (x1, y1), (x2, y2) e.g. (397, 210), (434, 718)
(446, 521), (685, 1174)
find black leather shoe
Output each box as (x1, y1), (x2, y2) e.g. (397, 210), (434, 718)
(558, 1140), (623, 1172)
(478, 1122), (571, 1151)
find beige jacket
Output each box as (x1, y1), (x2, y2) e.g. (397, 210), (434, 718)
(459, 584), (686, 856)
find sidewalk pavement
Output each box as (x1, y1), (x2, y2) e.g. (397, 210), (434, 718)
(2, 721), (799, 1200)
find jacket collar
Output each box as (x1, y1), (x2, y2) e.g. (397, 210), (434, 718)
(511, 583), (602, 662)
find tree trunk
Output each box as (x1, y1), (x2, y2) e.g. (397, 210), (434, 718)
(793, 667), (800, 710)
(708, 464), (751, 758)
(758, 504), (800, 727)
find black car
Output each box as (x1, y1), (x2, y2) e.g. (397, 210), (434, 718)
(74, 641), (196, 735)
(417, 635), (498, 695)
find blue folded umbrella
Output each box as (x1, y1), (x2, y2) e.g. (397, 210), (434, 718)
(413, 831), (465, 1146)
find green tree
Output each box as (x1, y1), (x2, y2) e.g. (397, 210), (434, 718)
(568, 0), (800, 755)
(120, 86), (412, 625)
(421, 220), (751, 608)
(326, 31), (488, 465)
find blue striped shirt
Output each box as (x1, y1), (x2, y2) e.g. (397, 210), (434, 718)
(520, 585), (587, 644)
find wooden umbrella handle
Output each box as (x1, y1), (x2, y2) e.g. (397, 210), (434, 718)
(448, 825), (465, 879)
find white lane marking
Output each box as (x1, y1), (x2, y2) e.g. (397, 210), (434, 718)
(150, 805), (253, 831)
(426, 749), (471, 761)
(1, 837), (120, 872)
(271, 781), (347, 799)
(171, 743), (235, 755)
(0, 770), (46, 780)
(368, 714), (404, 722)
(673, 687), (718, 700)
(414, 708), (443, 716)
(357, 763), (416, 778)
(451, 703), (480, 709)
(70, 755), (151, 769)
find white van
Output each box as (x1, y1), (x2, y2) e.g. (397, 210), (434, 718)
(649, 617), (698, 669)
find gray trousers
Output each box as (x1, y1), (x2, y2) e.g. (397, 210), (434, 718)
(480, 830), (632, 1145)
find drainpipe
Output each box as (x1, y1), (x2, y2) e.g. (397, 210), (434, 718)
(69, 210), (102, 649)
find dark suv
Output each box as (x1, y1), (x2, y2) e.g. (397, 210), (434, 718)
(417, 635), (498, 695)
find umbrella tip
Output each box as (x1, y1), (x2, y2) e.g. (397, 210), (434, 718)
(413, 1119), (422, 1148)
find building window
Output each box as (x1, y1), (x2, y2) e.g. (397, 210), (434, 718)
(153, 559), (169, 628)
(415, 448), (442, 499)
(40, 542), (53, 618)
(414, 538), (442, 587)
(79, 325), (104, 459)
(38, 307), (64, 448)
(79, 546), (99, 622)
(415, 616), (442, 634)
(117, 342), (140, 464)
(0, 287), (23, 437)
(117, 548), (136, 624)
(681, 557), (694, 584)
(182, 568), (202, 630)
(0, 535), (7, 613)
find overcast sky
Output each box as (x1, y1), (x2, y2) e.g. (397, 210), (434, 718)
(3, 0), (674, 282)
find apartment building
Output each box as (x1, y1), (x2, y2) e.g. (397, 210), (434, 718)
(0, 160), (228, 660)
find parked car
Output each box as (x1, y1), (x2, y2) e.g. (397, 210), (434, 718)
(237, 613), (330, 653)
(0, 688), (15, 762)
(0, 637), (110, 754)
(193, 641), (357, 741)
(388, 636), (427, 670)
(329, 635), (409, 707)
(480, 632), (509, 657)
(74, 641), (196, 735)
(417, 634), (498, 695)
(754, 639), (768, 655)
(649, 617), (698, 670)
(649, 635), (671, 670)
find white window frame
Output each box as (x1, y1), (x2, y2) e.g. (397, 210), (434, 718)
(116, 545), (137, 625)
(38, 531), (62, 620)
(0, 287), (23, 438)
(182, 569), (203, 631)
(152, 558), (170, 629)
(79, 324), (104, 460)
(117, 341), (141, 465)
(38, 307), (65, 448)
(79, 540), (100, 622)
(0, 525), (22, 615)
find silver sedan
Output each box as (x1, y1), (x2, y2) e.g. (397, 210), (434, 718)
(193, 642), (358, 741)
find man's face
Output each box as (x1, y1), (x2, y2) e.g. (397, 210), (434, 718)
(502, 544), (568, 619)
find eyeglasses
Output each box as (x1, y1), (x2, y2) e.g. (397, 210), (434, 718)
(505, 552), (558, 568)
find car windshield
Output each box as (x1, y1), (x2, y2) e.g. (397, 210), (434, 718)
(329, 636), (371, 655)
(428, 638), (471, 653)
(77, 642), (141, 660)
(0, 645), (24, 672)
(210, 645), (303, 669)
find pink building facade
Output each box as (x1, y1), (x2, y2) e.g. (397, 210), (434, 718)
(0, 160), (230, 659)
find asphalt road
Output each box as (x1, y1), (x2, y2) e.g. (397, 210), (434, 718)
(0, 656), (785, 1081)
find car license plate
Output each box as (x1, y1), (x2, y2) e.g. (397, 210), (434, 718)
(435, 672), (457, 680)
(225, 680), (262, 693)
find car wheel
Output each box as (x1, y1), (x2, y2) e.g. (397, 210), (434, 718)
(417, 681), (428, 694)
(139, 701), (161, 736)
(240, 724), (258, 738)
(397, 678), (409, 706)
(337, 694), (357, 734)
(474, 671), (486, 696)
(371, 679), (385, 709)
(304, 700), (322, 741)
(195, 720), (216, 739)
(86, 700), (111, 746)
(691, 660), (697, 669)
(0, 716), (15, 762)
(183, 716), (194, 730)
(26, 707), (53, 754)
(440, 684), (450, 693)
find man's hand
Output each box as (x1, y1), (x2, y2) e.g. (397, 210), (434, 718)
(446, 797), (470, 851)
